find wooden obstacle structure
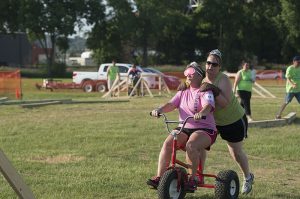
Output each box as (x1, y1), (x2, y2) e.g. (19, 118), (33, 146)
(248, 112), (296, 128)
(0, 97), (8, 102)
(102, 73), (171, 98)
(101, 77), (122, 98)
(0, 149), (35, 199)
(252, 82), (276, 98)
(127, 73), (171, 98)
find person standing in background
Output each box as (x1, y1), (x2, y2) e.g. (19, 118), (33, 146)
(233, 62), (255, 121)
(127, 64), (141, 96)
(276, 56), (300, 119)
(106, 60), (120, 97)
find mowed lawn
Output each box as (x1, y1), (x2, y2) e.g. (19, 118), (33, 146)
(0, 78), (299, 199)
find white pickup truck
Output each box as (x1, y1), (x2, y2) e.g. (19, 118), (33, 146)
(72, 63), (155, 92)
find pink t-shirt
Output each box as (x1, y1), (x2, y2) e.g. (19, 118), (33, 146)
(169, 87), (216, 131)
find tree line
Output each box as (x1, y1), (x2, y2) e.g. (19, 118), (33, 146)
(0, 0), (299, 75)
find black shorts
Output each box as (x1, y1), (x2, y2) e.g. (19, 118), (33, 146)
(216, 114), (248, 143)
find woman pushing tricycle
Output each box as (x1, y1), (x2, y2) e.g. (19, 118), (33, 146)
(147, 62), (239, 199)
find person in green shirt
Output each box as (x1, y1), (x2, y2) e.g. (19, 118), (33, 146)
(276, 56), (300, 119)
(106, 60), (120, 96)
(202, 49), (254, 195)
(233, 62), (255, 121)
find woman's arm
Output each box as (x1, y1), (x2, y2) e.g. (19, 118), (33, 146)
(215, 76), (232, 108)
(233, 71), (241, 94)
(287, 77), (297, 88)
(157, 103), (177, 113)
(194, 104), (213, 120)
(151, 103), (177, 117)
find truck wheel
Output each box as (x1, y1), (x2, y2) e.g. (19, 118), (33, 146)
(215, 170), (239, 199)
(96, 83), (106, 93)
(157, 168), (186, 199)
(83, 81), (94, 92)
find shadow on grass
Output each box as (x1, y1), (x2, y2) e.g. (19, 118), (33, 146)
(185, 193), (300, 199)
(184, 195), (263, 199)
(185, 194), (213, 199)
(293, 117), (300, 124)
(272, 193), (300, 199)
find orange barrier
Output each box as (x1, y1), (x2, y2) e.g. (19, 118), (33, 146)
(0, 70), (22, 99)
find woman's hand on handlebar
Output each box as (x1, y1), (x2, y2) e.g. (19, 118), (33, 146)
(194, 112), (205, 120)
(151, 109), (162, 117)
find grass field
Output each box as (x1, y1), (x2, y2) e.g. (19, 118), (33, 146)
(0, 78), (299, 199)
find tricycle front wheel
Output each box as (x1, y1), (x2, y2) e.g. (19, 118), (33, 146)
(157, 168), (187, 199)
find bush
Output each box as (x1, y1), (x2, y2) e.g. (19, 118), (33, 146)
(51, 62), (66, 78)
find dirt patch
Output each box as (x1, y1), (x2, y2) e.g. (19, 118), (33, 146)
(28, 154), (85, 164)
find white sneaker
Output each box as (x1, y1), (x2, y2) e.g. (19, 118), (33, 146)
(247, 115), (253, 122)
(242, 173), (254, 194)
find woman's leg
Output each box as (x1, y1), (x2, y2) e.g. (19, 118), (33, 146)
(227, 141), (254, 194)
(157, 133), (188, 176)
(238, 91), (252, 120)
(147, 132), (189, 188)
(185, 131), (211, 179)
(238, 90), (249, 115)
(226, 141), (250, 178)
(244, 91), (252, 116)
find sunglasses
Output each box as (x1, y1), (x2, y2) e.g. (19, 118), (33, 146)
(206, 61), (219, 67)
(184, 67), (202, 77)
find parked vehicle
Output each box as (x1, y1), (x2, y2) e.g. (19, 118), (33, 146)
(255, 70), (283, 80)
(38, 65), (181, 93)
(72, 63), (154, 92)
(144, 68), (182, 90)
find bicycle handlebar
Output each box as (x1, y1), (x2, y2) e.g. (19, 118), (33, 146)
(150, 112), (206, 135)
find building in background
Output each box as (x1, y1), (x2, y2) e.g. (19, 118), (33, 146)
(0, 33), (53, 67)
(0, 33), (32, 67)
(67, 51), (97, 66)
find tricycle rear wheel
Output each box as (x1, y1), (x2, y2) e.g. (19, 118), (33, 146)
(157, 168), (187, 199)
(215, 170), (239, 199)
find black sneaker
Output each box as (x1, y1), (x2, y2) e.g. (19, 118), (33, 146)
(185, 178), (197, 193)
(147, 176), (160, 189)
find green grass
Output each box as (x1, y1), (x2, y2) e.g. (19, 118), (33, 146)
(0, 79), (299, 199)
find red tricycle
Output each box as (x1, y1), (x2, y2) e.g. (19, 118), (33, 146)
(150, 113), (240, 199)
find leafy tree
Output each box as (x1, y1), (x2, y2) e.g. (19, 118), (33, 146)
(153, 1), (194, 64)
(21, 0), (105, 76)
(244, 0), (282, 64)
(87, 0), (137, 64)
(193, 0), (284, 70)
(0, 1), (21, 33)
(2, 0), (300, 70)
(194, 0), (247, 71)
(88, 0), (190, 66)
(278, 0), (300, 61)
